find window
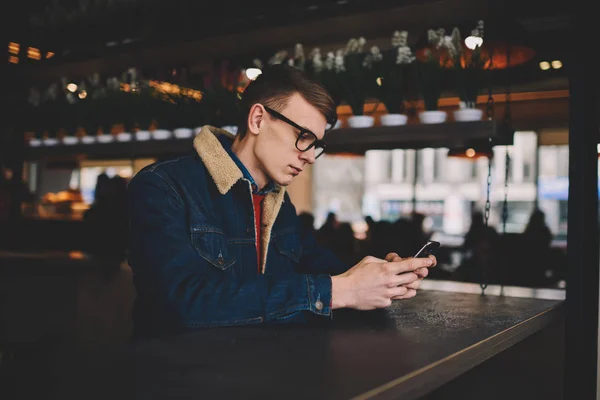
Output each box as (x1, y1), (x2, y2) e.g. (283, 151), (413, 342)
(434, 149), (447, 182)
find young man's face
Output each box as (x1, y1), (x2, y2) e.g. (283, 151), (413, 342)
(255, 93), (327, 187)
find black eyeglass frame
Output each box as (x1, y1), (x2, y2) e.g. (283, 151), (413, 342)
(263, 105), (329, 159)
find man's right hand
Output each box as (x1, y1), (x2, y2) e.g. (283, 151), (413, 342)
(331, 256), (433, 310)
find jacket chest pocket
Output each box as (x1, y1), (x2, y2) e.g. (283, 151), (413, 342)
(190, 225), (236, 270)
(273, 230), (303, 264)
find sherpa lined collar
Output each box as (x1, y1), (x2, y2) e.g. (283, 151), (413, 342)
(192, 125), (282, 196)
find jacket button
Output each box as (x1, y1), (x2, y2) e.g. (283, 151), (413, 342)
(218, 255), (225, 265)
(315, 300), (324, 311)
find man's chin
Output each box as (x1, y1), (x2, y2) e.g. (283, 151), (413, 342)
(275, 176), (294, 187)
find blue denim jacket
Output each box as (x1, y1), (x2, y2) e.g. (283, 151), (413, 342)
(128, 126), (349, 338)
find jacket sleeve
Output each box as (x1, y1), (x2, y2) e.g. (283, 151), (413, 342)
(128, 169), (333, 330)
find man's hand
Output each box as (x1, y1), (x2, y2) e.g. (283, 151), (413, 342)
(384, 252), (436, 299)
(331, 255), (434, 310)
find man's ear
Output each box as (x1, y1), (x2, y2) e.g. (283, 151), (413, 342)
(247, 104), (265, 136)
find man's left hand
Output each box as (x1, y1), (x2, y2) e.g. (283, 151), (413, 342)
(385, 252), (436, 299)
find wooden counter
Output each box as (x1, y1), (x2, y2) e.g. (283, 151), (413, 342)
(47, 289), (563, 400)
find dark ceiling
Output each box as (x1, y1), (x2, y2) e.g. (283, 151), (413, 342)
(16, 0), (436, 50)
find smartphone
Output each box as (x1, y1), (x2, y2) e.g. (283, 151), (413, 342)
(414, 241), (441, 258)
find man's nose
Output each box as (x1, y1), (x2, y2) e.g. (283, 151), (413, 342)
(300, 147), (316, 164)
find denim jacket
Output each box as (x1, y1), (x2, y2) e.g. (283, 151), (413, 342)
(128, 126), (349, 337)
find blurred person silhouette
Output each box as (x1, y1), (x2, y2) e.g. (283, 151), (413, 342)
(519, 208), (562, 286)
(93, 172), (111, 205)
(316, 211), (340, 250)
(357, 215), (377, 259)
(462, 210), (497, 256)
(320, 211), (339, 232)
(0, 161), (35, 219)
(453, 210), (500, 284)
(83, 174), (129, 265)
(390, 218), (413, 258)
(523, 208), (552, 249)
(330, 222), (358, 265)
(368, 220), (396, 259)
(298, 212), (315, 234)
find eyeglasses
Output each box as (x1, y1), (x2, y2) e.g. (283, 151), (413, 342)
(263, 106), (327, 159)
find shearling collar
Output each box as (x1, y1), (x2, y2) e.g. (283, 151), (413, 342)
(192, 125), (274, 195)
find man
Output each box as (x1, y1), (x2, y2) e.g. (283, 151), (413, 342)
(128, 64), (435, 338)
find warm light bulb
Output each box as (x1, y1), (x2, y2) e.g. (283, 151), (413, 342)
(464, 36), (483, 50)
(466, 148), (476, 158)
(69, 251), (85, 260)
(8, 42), (20, 54)
(551, 60), (562, 69)
(66, 83), (78, 92)
(539, 61), (550, 71)
(376, 77), (383, 86)
(78, 90), (87, 99)
(245, 68), (262, 80)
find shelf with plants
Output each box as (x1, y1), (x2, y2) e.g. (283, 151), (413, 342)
(20, 21), (521, 161)
(21, 65), (243, 161)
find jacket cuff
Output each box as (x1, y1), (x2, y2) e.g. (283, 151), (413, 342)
(306, 274), (332, 317)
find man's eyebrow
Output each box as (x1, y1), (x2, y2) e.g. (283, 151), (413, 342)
(291, 122), (315, 134)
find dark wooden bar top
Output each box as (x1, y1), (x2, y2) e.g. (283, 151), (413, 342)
(52, 289), (563, 400)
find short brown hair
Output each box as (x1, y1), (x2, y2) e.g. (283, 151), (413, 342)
(235, 64), (337, 140)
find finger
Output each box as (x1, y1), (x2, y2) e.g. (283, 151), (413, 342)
(392, 288), (417, 300)
(387, 257), (433, 275)
(385, 252), (402, 262)
(391, 272), (419, 286)
(414, 267), (429, 279)
(428, 255), (437, 267)
(404, 280), (421, 290)
(388, 286), (408, 298)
